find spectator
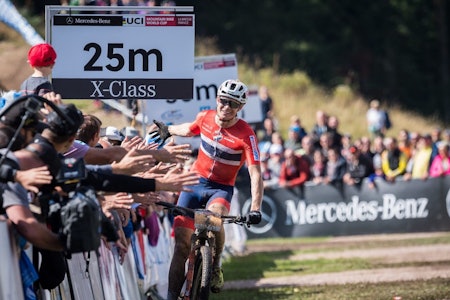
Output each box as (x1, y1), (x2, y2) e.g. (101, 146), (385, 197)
(367, 154), (386, 189)
(298, 134), (315, 167)
(340, 133), (352, 160)
(270, 131), (285, 151)
(279, 148), (310, 191)
(20, 43), (57, 96)
(397, 129), (412, 160)
(310, 148), (326, 184)
(442, 129), (450, 144)
(261, 157), (278, 189)
(311, 110), (329, 147)
(319, 132), (334, 159)
(359, 136), (374, 161)
(289, 115), (307, 140)
(380, 137), (407, 182)
(100, 125), (124, 147)
(429, 141), (450, 177)
(258, 85), (274, 120)
(267, 143), (284, 181)
(259, 117), (277, 143)
(409, 131), (421, 156)
(371, 135), (385, 177)
(403, 134), (433, 181)
(431, 127), (442, 144)
(284, 125), (303, 152)
(327, 115), (343, 149)
(323, 147), (346, 186)
(343, 145), (374, 186)
(366, 99), (387, 137)
(430, 127), (442, 159)
(76, 114), (102, 147)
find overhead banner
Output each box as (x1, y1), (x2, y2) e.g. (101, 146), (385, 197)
(143, 53), (263, 147)
(236, 176), (450, 238)
(0, 0), (44, 45)
(49, 9), (194, 99)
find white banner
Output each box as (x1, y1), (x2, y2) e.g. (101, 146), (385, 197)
(50, 12), (194, 99)
(143, 54), (263, 148)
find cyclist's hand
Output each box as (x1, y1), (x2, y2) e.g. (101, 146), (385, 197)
(147, 120), (171, 147)
(246, 210), (262, 224)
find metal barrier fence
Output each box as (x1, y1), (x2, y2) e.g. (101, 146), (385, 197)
(3, 176), (450, 299)
(0, 217), (25, 300)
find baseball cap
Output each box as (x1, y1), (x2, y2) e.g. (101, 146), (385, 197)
(349, 145), (358, 154)
(269, 144), (284, 155)
(28, 43), (57, 67)
(121, 126), (140, 138)
(103, 126), (124, 142)
(289, 125), (300, 133)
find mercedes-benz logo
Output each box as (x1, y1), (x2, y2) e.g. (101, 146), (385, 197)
(242, 195), (277, 234)
(66, 17), (74, 24)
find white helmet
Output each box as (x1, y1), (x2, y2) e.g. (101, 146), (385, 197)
(217, 79), (248, 104)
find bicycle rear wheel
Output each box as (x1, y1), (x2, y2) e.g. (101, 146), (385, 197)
(190, 245), (212, 300)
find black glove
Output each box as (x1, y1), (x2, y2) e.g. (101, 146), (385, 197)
(246, 210), (262, 225)
(147, 120), (172, 147)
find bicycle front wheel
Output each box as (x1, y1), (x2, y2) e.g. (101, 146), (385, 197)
(190, 245), (212, 300)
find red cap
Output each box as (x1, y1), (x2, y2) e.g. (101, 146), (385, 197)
(28, 43), (57, 67)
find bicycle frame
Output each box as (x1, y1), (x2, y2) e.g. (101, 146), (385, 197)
(183, 210), (222, 299)
(155, 201), (248, 300)
(183, 227), (215, 299)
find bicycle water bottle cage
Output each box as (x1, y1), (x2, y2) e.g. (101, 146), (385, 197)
(194, 209), (223, 232)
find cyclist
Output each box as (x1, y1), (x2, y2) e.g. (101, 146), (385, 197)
(153, 79), (263, 299)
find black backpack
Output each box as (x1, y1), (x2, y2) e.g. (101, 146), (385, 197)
(59, 185), (102, 254)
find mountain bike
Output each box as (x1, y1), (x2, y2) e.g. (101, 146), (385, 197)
(155, 201), (251, 300)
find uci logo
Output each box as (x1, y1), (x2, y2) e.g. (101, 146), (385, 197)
(123, 17), (144, 25)
(242, 195), (277, 234)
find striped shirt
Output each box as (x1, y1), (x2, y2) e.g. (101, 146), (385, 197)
(189, 110), (260, 186)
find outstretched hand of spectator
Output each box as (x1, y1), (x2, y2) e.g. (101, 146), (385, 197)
(153, 166), (198, 192)
(16, 166), (53, 193)
(121, 136), (144, 151)
(131, 191), (160, 205)
(111, 148), (155, 175)
(103, 193), (134, 211)
(155, 139), (192, 164)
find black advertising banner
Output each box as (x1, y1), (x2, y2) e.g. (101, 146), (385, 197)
(236, 176), (450, 238)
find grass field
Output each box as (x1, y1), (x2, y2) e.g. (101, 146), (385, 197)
(209, 233), (450, 300)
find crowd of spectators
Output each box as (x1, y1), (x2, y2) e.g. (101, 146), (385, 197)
(256, 99), (450, 192)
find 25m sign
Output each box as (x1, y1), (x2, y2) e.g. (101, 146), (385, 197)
(50, 14), (194, 99)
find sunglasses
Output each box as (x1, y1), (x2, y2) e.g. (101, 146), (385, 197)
(218, 97), (241, 109)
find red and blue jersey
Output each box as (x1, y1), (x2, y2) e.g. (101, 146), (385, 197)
(189, 110), (260, 186)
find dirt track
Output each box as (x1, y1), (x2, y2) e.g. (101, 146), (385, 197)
(224, 232), (450, 290)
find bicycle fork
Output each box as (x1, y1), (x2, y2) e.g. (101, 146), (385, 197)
(183, 230), (216, 299)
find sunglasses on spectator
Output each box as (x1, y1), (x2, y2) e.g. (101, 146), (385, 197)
(218, 97), (241, 109)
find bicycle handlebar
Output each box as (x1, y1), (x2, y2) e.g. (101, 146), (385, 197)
(155, 201), (251, 226)
(155, 201), (195, 218)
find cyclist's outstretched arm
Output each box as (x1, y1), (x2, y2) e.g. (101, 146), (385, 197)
(168, 122), (195, 137)
(248, 164), (263, 212)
